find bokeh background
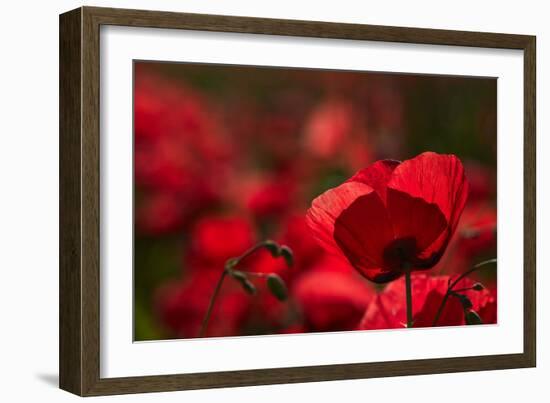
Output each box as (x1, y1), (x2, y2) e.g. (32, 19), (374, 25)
(134, 61), (497, 341)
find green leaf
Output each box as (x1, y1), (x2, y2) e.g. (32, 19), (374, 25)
(279, 245), (294, 267)
(266, 274), (288, 301)
(465, 310), (483, 325)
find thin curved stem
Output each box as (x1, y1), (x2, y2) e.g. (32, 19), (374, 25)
(198, 270), (227, 338)
(197, 240), (280, 338)
(449, 258), (496, 291)
(405, 268), (413, 328)
(432, 258), (496, 326)
(233, 240), (273, 264)
(198, 240), (292, 338)
(432, 291), (450, 326)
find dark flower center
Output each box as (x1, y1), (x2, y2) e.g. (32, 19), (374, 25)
(383, 237), (418, 270)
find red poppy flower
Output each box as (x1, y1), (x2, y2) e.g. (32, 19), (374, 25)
(293, 267), (374, 332)
(358, 274), (496, 329)
(306, 152), (469, 283)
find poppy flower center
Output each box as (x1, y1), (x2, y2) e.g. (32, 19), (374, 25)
(383, 237), (418, 270)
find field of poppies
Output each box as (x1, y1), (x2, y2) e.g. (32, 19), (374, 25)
(134, 61), (497, 341)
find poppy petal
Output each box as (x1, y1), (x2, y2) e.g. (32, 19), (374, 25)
(356, 266), (404, 284)
(292, 269), (374, 331)
(306, 181), (375, 257)
(333, 190), (395, 275)
(306, 182), (398, 283)
(348, 159), (400, 202)
(386, 188), (447, 266)
(359, 274), (459, 330)
(388, 152), (469, 264)
(388, 152), (469, 227)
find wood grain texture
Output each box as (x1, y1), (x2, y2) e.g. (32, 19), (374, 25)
(59, 6), (537, 396)
(523, 38), (536, 367)
(59, 8), (82, 396)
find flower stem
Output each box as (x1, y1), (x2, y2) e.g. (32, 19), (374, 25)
(198, 270), (227, 338)
(432, 258), (497, 326)
(405, 267), (413, 328)
(432, 291), (450, 326)
(198, 240), (292, 338)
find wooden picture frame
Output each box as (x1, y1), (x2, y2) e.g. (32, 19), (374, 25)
(59, 6), (536, 396)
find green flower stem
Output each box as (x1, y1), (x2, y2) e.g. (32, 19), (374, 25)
(432, 258), (496, 326)
(198, 269), (227, 338)
(451, 287), (475, 293)
(244, 272), (269, 278)
(232, 240), (275, 264)
(432, 290), (450, 327)
(405, 267), (413, 328)
(198, 240), (284, 338)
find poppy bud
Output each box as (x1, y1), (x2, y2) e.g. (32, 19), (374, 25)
(240, 278), (257, 295)
(472, 282), (485, 291)
(279, 245), (294, 267)
(465, 310), (483, 325)
(266, 274), (288, 301)
(263, 240), (281, 257)
(455, 293), (473, 310)
(230, 270), (248, 282)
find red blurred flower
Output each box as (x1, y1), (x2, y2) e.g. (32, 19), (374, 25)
(247, 178), (295, 219)
(156, 271), (250, 338)
(432, 201), (497, 277)
(303, 98), (373, 171)
(188, 216), (255, 267)
(359, 274), (496, 329)
(293, 265), (374, 332)
(306, 152), (469, 283)
(304, 99), (354, 158)
(278, 214), (325, 271)
(456, 202), (497, 258)
(134, 67), (232, 235)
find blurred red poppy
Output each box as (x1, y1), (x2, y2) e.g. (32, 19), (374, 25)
(456, 202), (497, 258)
(247, 178), (295, 219)
(293, 266), (374, 332)
(359, 274), (496, 329)
(306, 152), (469, 283)
(187, 216), (255, 268)
(304, 99), (354, 159)
(432, 201), (497, 277)
(134, 66), (232, 235)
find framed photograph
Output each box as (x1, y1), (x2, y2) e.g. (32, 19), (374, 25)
(59, 6), (536, 396)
